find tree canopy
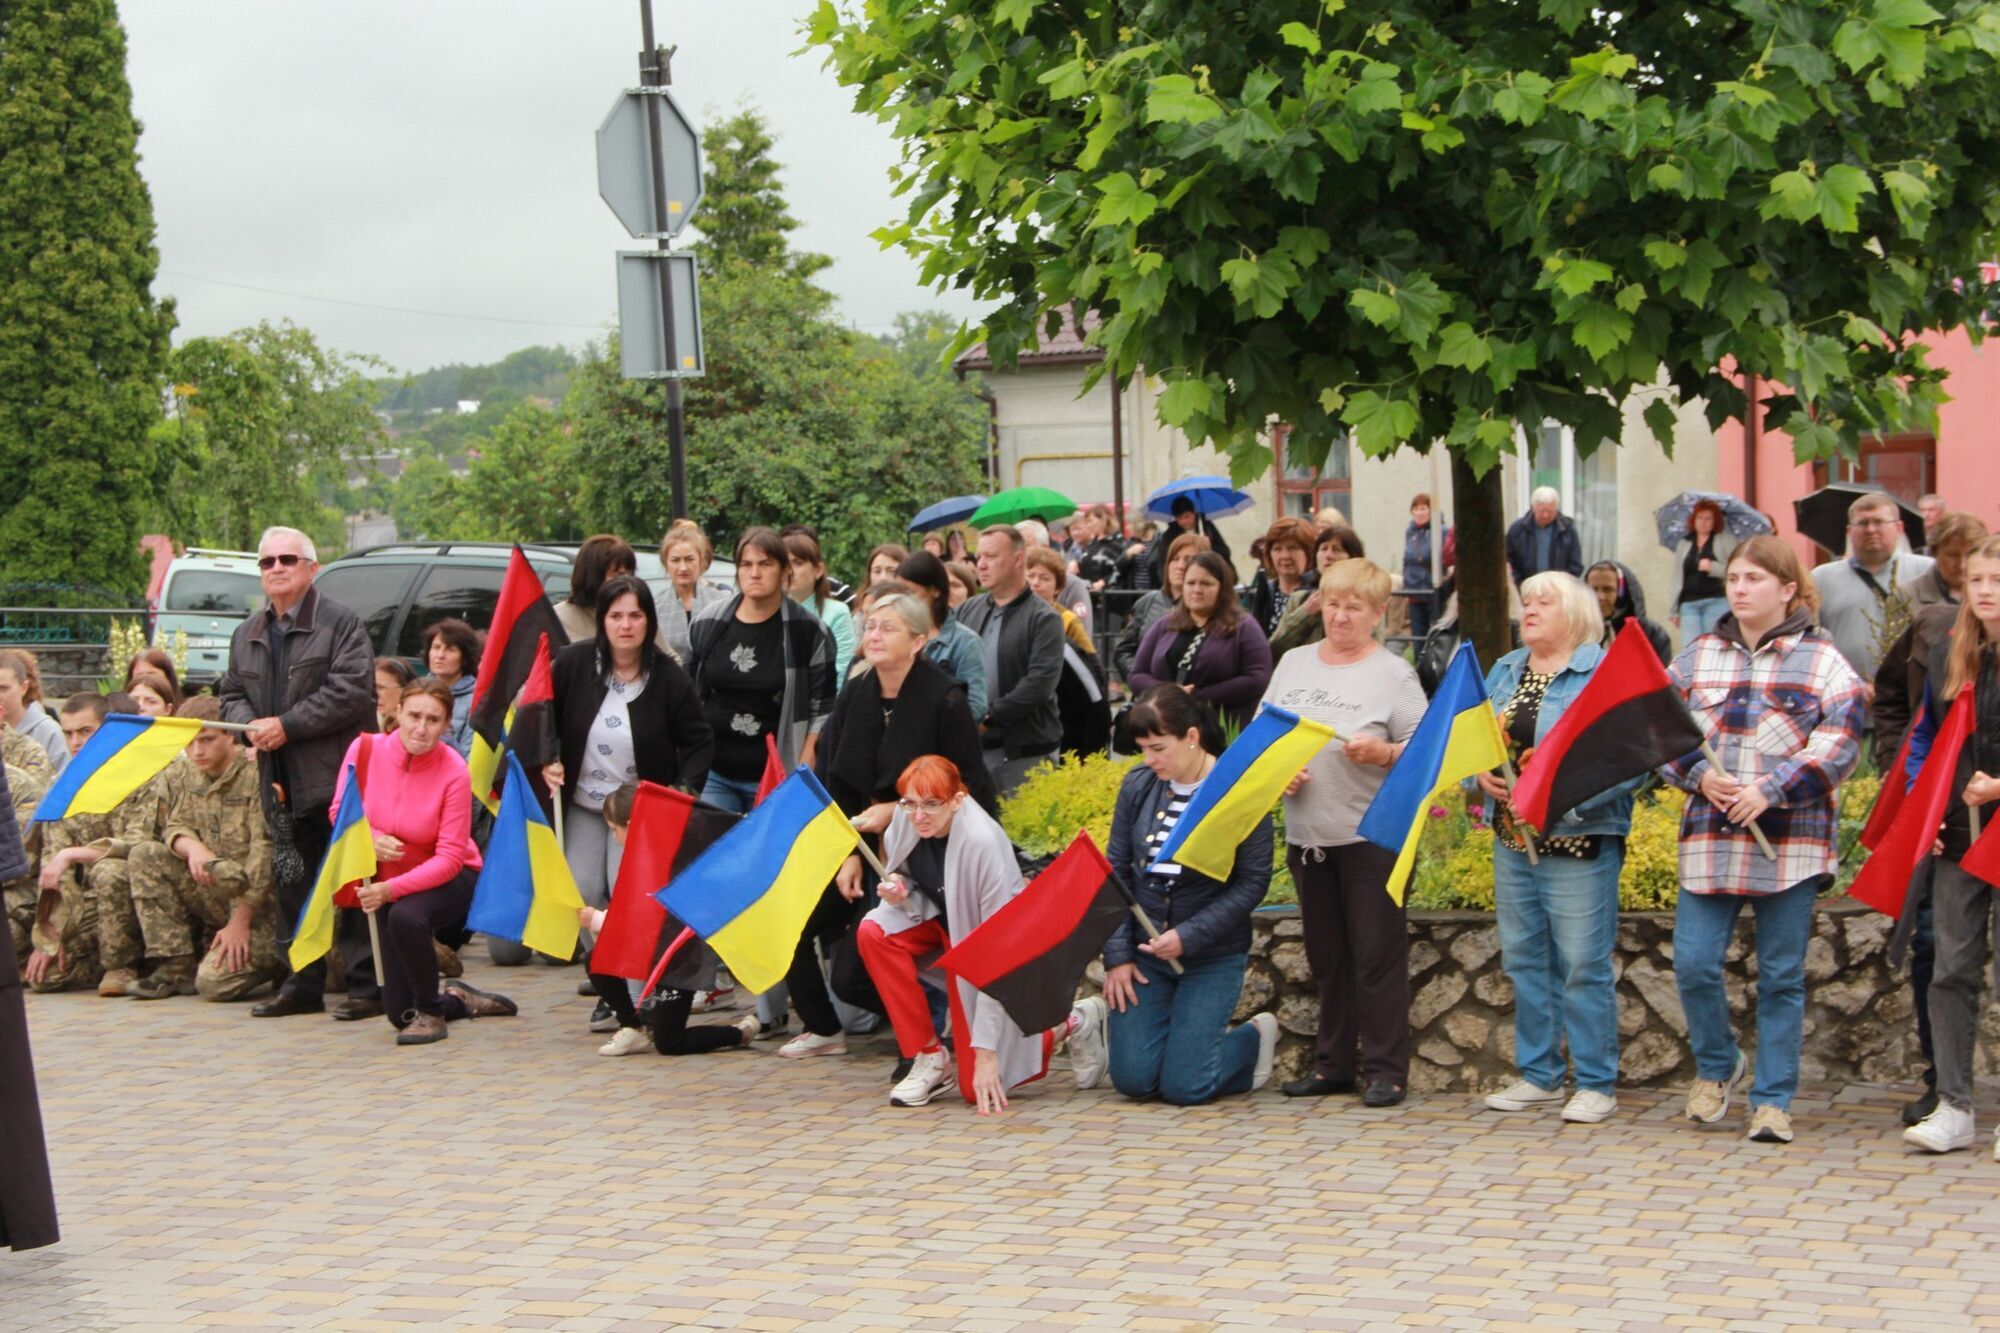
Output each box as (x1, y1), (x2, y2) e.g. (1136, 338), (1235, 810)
(688, 109), (834, 281)
(0, 0), (174, 592)
(809, 0), (2000, 482)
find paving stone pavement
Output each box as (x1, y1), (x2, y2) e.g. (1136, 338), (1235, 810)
(6, 944), (2000, 1332)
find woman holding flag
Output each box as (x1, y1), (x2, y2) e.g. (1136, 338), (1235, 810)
(330, 678), (515, 1044)
(1259, 560), (1427, 1107)
(1659, 536), (1862, 1145)
(1895, 534), (2000, 1157)
(1473, 572), (1635, 1125)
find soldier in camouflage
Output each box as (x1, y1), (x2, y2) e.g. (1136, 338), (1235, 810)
(127, 698), (278, 1001)
(3, 761), (46, 975)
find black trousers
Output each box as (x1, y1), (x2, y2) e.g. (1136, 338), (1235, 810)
(590, 973), (744, 1055)
(380, 870), (475, 1026)
(785, 885), (862, 1038)
(1289, 842), (1410, 1085)
(274, 810), (379, 1004)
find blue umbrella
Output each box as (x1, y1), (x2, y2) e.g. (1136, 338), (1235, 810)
(909, 494), (988, 532)
(1652, 490), (1772, 549)
(1144, 475), (1254, 520)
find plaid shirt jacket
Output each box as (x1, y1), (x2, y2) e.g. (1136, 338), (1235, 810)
(1659, 617), (1864, 896)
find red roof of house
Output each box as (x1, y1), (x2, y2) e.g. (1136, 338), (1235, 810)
(954, 304), (1103, 371)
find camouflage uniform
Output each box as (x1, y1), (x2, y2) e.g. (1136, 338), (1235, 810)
(76, 765), (177, 976)
(1, 725), (50, 788)
(3, 762), (45, 973)
(129, 752), (277, 1001)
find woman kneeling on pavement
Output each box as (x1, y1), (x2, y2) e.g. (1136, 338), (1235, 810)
(1475, 572), (1637, 1125)
(1102, 687), (1279, 1105)
(1660, 535), (1862, 1144)
(1900, 535), (2000, 1159)
(333, 678), (516, 1045)
(852, 756), (1108, 1111)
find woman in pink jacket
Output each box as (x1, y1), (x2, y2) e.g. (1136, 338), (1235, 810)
(331, 678), (515, 1045)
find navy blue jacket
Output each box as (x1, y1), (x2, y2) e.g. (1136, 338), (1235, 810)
(1102, 764), (1272, 967)
(1505, 512), (1584, 584)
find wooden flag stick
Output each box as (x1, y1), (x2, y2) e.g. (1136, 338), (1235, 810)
(1125, 900), (1186, 975)
(360, 879), (386, 990)
(1697, 740), (1778, 861)
(1495, 757), (1540, 866)
(1972, 803), (1983, 843)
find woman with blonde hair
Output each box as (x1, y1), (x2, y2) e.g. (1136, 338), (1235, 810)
(1660, 535), (1862, 1145)
(1475, 573), (1639, 1126)
(659, 525), (728, 662)
(1898, 534), (2000, 1156)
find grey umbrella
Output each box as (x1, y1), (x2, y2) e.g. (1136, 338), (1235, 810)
(1652, 491), (1773, 549)
(1793, 482), (1923, 555)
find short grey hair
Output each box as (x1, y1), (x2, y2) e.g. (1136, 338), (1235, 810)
(1519, 571), (1602, 651)
(1015, 518), (1049, 547)
(864, 590), (934, 638)
(258, 526), (318, 561)
(1530, 486), (1560, 507)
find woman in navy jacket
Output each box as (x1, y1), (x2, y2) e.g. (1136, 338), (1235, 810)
(1102, 686), (1279, 1104)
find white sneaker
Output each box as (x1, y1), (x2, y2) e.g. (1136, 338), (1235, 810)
(689, 984), (736, 1013)
(1068, 996), (1108, 1090)
(597, 1026), (650, 1057)
(732, 1014), (761, 1045)
(889, 1048), (954, 1106)
(1485, 1079), (1565, 1112)
(1904, 1102), (1976, 1153)
(1561, 1089), (1618, 1124)
(1686, 1049), (1748, 1125)
(778, 1030), (847, 1059)
(1248, 1013), (1279, 1091)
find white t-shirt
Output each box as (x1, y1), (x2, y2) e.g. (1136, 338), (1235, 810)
(1261, 645), (1428, 847)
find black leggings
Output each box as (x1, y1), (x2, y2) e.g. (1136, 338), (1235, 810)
(382, 870), (476, 1026)
(590, 972), (744, 1056)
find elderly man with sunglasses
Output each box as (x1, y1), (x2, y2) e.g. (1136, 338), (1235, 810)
(218, 526), (379, 1019)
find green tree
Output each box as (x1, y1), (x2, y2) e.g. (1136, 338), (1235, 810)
(810, 0), (2000, 660)
(161, 321), (384, 555)
(387, 455), (461, 540)
(412, 403), (580, 543)
(566, 268), (987, 580)
(0, 0), (174, 592)
(688, 108), (833, 280)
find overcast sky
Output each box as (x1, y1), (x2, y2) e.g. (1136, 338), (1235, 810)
(119, 1), (985, 375)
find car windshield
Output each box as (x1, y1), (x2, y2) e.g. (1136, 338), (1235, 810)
(164, 571), (264, 616)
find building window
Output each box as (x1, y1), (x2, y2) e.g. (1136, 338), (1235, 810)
(1513, 422), (1619, 567)
(1274, 425), (1353, 523)
(1810, 434), (1936, 509)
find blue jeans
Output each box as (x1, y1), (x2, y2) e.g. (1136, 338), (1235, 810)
(700, 772), (762, 814)
(1493, 840), (1623, 1093)
(1673, 875), (1826, 1110)
(1106, 952), (1259, 1105)
(1679, 596), (1728, 639)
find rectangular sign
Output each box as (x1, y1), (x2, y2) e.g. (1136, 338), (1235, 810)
(617, 251), (705, 380)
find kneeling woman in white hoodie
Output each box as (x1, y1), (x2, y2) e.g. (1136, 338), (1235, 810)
(847, 755), (1107, 1112)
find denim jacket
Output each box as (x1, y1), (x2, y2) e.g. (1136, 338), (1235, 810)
(1473, 641), (1637, 838)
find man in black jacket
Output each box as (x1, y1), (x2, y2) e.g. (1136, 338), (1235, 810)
(218, 526), (378, 1019)
(954, 526), (1064, 797)
(1505, 487), (1584, 585)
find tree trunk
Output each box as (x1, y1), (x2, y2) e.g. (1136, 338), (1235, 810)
(1450, 449), (1510, 672)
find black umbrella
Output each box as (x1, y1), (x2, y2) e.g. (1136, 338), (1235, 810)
(1792, 481), (1924, 555)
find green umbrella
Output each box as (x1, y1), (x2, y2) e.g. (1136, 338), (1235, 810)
(969, 486), (1077, 527)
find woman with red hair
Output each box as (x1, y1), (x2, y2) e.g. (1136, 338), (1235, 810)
(851, 755), (1108, 1112)
(1673, 500), (1736, 638)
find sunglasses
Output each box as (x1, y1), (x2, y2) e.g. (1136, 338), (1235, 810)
(257, 553), (306, 570)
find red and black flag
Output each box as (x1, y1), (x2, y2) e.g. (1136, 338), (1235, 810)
(1511, 618), (1706, 833)
(590, 781), (739, 982)
(936, 831), (1133, 1038)
(1852, 689), (1973, 916)
(501, 634), (558, 820)
(467, 547), (568, 811)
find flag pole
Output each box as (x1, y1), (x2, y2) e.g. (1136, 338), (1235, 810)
(1972, 804), (1983, 842)
(1107, 873), (1185, 976)
(640, 924), (697, 998)
(1697, 740), (1778, 861)
(360, 880), (385, 990)
(1495, 757), (1540, 866)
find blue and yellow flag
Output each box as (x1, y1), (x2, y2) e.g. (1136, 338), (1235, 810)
(656, 767), (859, 994)
(290, 766), (376, 971)
(468, 750), (586, 960)
(33, 714), (201, 821)
(1152, 704), (1337, 882)
(1358, 643), (1508, 905)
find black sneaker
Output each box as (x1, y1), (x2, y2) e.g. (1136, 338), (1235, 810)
(756, 1016), (791, 1042)
(588, 999), (619, 1033)
(1282, 1074), (1359, 1098)
(1901, 1084), (1940, 1127)
(1362, 1079), (1406, 1107)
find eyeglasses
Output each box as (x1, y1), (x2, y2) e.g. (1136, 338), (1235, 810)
(1849, 518), (1902, 530)
(257, 553), (305, 570)
(895, 798), (949, 815)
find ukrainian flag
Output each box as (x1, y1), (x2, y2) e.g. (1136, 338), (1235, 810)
(656, 767), (858, 994)
(1152, 704), (1337, 882)
(290, 766), (376, 971)
(33, 714), (202, 821)
(1358, 643), (1508, 905)
(467, 751), (586, 960)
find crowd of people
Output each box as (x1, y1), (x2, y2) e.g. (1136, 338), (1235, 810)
(2, 482), (1994, 1160)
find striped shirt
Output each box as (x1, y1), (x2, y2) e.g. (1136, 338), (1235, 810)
(1658, 614), (1864, 896)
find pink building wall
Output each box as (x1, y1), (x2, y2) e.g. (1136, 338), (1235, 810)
(1715, 327), (2000, 562)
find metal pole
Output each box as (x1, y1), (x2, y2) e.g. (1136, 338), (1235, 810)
(639, 0), (689, 521)
(1109, 372), (1126, 539)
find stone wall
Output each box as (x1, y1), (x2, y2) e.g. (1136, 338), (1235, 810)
(1089, 898), (1999, 1092)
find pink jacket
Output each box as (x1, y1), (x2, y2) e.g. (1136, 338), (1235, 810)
(329, 733), (482, 901)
